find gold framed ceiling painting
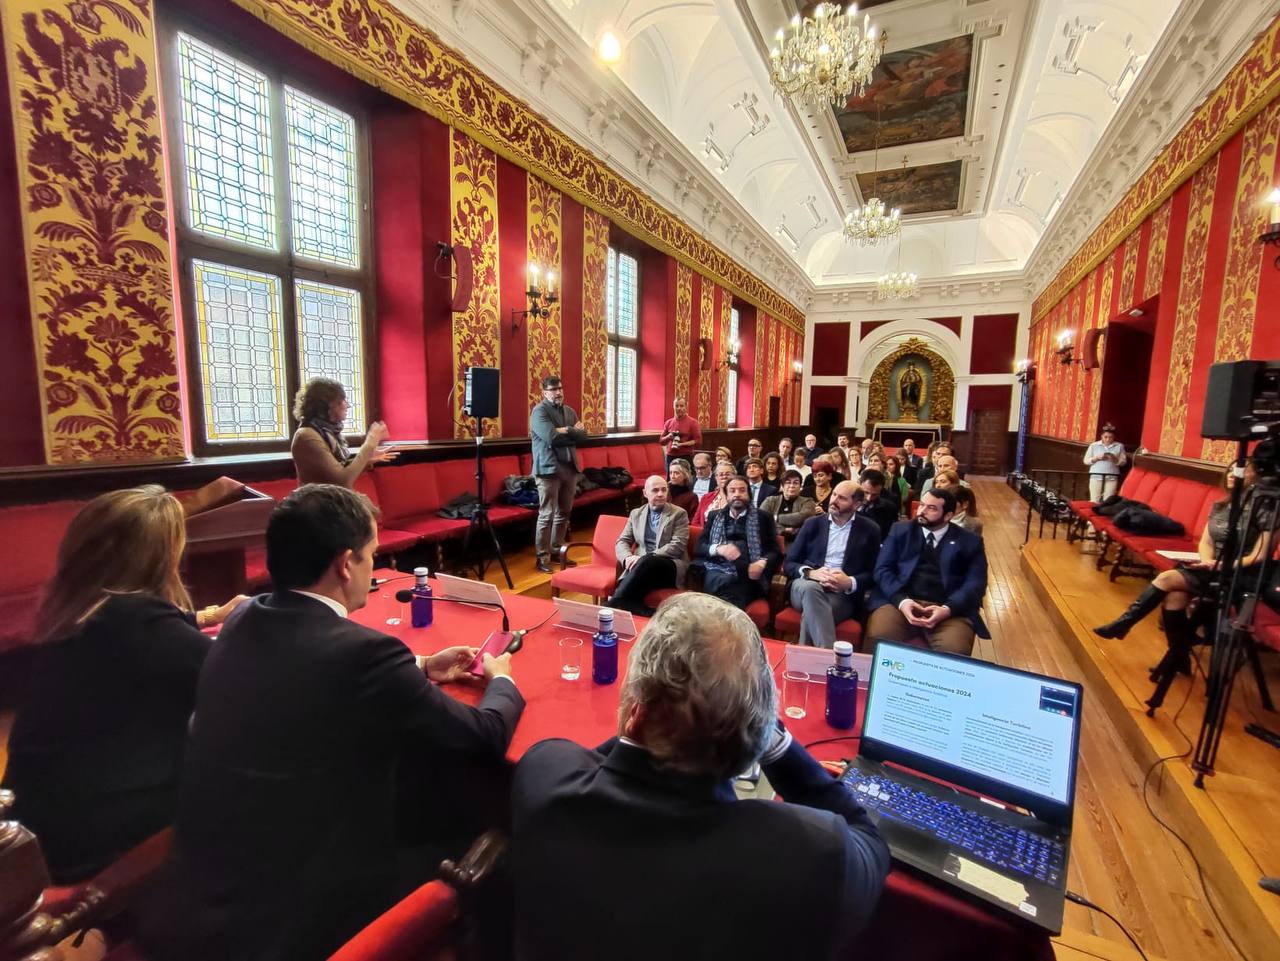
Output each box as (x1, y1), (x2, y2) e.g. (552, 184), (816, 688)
(836, 34), (974, 154)
(856, 160), (963, 215)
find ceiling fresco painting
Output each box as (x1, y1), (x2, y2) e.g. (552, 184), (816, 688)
(855, 160), (963, 215)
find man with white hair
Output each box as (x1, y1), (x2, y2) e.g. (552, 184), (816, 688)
(919, 452), (968, 496)
(509, 593), (889, 960)
(605, 475), (690, 616)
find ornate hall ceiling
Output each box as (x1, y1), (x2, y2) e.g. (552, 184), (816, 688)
(409, 0), (1277, 303)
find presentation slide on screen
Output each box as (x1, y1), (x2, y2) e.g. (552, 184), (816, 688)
(864, 646), (1078, 804)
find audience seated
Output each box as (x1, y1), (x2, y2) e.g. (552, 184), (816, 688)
(952, 486), (983, 537)
(915, 442), (950, 494)
(791, 448), (813, 480)
(693, 477), (782, 608)
(884, 455), (911, 514)
(509, 593), (890, 961)
(139, 484), (524, 961)
(798, 433), (825, 464)
(804, 458), (838, 511)
(761, 470), (817, 541)
(2, 486), (246, 884)
(734, 438), (764, 476)
(693, 461), (736, 526)
(762, 451), (786, 485)
(690, 451), (715, 497)
(784, 481), (882, 649)
(605, 476), (690, 617)
(857, 469), (899, 539)
(919, 453), (967, 495)
(900, 439), (924, 488)
(665, 458), (699, 518)
(826, 445), (852, 482)
(777, 436), (794, 464)
(867, 489), (990, 656)
(743, 457), (778, 507)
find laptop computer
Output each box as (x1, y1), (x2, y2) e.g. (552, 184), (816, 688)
(842, 640), (1083, 934)
(551, 597), (637, 638)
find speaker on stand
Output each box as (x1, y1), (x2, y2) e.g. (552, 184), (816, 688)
(461, 367), (512, 588)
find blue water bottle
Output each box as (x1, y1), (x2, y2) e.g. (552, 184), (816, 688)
(592, 608), (618, 685)
(410, 567), (434, 628)
(825, 640), (858, 729)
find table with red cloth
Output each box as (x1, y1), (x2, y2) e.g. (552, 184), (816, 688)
(358, 572), (1054, 961)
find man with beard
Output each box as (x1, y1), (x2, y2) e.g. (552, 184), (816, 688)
(530, 376), (587, 573)
(693, 476), (781, 608)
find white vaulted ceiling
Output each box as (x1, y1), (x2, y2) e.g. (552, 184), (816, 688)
(407, 0), (1277, 302)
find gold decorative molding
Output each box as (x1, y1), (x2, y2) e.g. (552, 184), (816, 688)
(866, 338), (955, 426)
(228, 0), (805, 332)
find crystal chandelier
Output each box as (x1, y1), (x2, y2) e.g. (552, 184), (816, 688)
(844, 197), (900, 246)
(769, 3), (883, 107)
(877, 269), (918, 300)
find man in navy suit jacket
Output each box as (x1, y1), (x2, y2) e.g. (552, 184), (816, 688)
(867, 488), (989, 655)
(784, 481), (882, 648)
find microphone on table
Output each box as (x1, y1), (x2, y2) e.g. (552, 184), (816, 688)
(393, 589), (526, 661)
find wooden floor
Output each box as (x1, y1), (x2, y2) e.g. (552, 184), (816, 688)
(4, 481), (1273, 961)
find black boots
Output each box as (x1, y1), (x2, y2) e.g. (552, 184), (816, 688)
(1093, 585), (1167, 639)
(1146, 607), (1198, 713)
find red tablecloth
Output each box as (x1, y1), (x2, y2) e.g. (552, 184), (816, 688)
(356, 574), (1053, 961)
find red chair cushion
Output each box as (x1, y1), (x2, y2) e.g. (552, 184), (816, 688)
(773, 607), (864, 645)
(745, 598), (771, 629)
(375, 463), (443, 524)
(482, 455), (521, 504)
(328, 879), (459, 961)
(550, 565), (618, 597)
(389, 514), (471, 542)
(0, 499), (88, 651)
(1130, 468), (1163, 504)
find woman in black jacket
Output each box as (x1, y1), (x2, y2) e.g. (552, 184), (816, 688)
(3, 485), (246, 882)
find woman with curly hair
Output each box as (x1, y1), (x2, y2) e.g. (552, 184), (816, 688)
(290, 377), (398, 487)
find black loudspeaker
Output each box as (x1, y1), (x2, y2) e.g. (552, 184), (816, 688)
(464, 366), (500, 419)
(1201, 361), (1263, 440)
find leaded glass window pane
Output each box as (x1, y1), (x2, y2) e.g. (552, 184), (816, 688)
(296, 279), (365, 431)
(616, 253), (638, 338)
(617, 347), (637, 429)
(726, 369), (738, 426)
(177, 34), (277, 249)
(730, 307), (740, 344)
(606, 343), (617, 430)
(285, 88), (360, 267)
(606, 248), (618, 335)
(192, 260), (287, 441)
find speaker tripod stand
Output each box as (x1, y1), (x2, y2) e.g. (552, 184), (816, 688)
(459, 417), (513, 589)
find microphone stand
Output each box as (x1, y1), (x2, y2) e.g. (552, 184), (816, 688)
(392, 590), (526, 653)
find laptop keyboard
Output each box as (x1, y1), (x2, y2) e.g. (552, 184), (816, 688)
(842, 768), (1066, 886)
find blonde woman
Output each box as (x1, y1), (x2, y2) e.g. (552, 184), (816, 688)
(3, 486), (247, 882)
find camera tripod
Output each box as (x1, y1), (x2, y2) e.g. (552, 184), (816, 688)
(459, 417), (513, 589)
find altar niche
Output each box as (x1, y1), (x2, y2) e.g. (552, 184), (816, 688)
(866, 337), (955, 429)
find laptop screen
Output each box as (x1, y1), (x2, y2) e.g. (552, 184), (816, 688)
(861, 642), (1082, 823)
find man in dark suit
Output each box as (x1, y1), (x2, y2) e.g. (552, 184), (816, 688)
(605, 475), (690, 616)
(693, 476), (781, 608)
(743, 456), (778, 507)
(509, 593), (889, 961)
(867, 488), (989, 656)
(799, 432), (825, 464)
(914, 442), (951, 496)
(900, 438), (924, 487)
(733, 437), (764, 476)
(857, 468), (898, 539)
(141, 485), (525, 961)
(784, 481), (881, 648)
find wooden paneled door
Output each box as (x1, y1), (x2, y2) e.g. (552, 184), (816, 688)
(969, 408), (1007, 474)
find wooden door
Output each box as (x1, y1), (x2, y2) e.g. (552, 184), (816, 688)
(969, 408), (1007, 475)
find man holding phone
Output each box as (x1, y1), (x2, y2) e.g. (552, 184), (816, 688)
(865, 488), (989, 656)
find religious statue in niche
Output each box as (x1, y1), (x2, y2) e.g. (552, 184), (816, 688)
(898, 362), (925, 422)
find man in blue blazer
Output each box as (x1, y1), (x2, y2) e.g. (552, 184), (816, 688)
(784, 481), (882, 648)
(867, 487), (989, 655)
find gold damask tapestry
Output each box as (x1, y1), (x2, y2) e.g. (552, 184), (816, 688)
(1160, 156), (1219, 455)
(674, 262), (692, 407)
(1203, 99), (1280, 462)
(526, 175), (561, 412)
(580, 207), (608, 434)
(2, 0), (184, 463)
(717, 285), (731, 426)
(753, 311), (768, 426)
(450, 128), (500, 438)
(698, 277), (714, 427)
(1088, 256), (1116, 441)
(1118, 232), (1140, 312)
(1144, 201), (1172, 301)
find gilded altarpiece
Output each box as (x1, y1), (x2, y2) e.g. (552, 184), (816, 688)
(2, 0), (185, 463)
(450, 129), (501, 438)
(580, 207), (608, 434)
(865, 339), (954, 427)
(526, 176), (561, 412)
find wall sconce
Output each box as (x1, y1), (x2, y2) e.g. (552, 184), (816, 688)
(1054, 330), (1075, 365)
(511, 263), (558, 333)
(1014, 359), (1035, 383)
(1258, 188), (1280, 270)
(791, 359), (804, 383)
(716, 339), (742, 370)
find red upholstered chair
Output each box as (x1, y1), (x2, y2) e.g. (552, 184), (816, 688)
(551, 514), (629, 602)
(772, 606), (864, 647)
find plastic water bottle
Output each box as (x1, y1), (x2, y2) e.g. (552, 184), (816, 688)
(592, 608), (618, 685)
(825, 640), (858, 729)
(410, 567), (434, 628)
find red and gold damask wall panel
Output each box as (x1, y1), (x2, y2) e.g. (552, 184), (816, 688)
(1202, 99), (1280, 462)
(525, 174), (562, 412)
(2, 0), (184, 464)
(753, 311), (768, 426)
(1071, 273), (1096, 441)
(1144, 200), (1173, 302)
(450, 128), (501, 438)
(737, 304), (756, 426)
(674, 262), (693, 410)
(1117, 231), (1141, 313)
(558, 193), (585, 420)
(697, 273), (715, 428)
(496, 156), (529, 437)
(579, 206), (608, 434)
(1088, 254), (1116, 440)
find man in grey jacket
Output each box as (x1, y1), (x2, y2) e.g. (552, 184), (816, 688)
(605, 475), (690, 616)
(530, 376), (588, 573)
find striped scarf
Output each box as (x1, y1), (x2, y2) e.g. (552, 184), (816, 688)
(304, 416), (353, 467)
(705, 505), (763, 574)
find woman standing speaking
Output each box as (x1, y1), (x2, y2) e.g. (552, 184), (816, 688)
(290, 377), (398, 487)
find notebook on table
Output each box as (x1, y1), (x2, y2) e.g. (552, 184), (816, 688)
(842, 641), (1083, 934)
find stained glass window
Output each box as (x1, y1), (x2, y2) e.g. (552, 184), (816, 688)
(617, 347), (637, 429)
(192, 260), (288, 441)
(606, 247), (640, 430)
(296, 279), (365, 430)
(727, 307), (740, 427)
(286, 88), (360, 267)
(177, 34), (277, 249)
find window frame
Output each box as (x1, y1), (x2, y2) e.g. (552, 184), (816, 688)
(725, 305), (740, 427)
(157, 12), (378, 456)
(605, 246), (640, 432)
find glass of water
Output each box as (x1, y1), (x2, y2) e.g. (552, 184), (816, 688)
(782, 670), (809, 720)
(381, 588), (403, 627)
(559, 637), (584, 681)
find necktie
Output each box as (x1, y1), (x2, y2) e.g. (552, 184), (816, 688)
(926, 531), (937, 551)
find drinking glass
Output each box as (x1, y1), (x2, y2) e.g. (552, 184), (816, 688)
(381, 587), (403, 627)
(559, 637), (584, 681)
(782, 670), (809, 719)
